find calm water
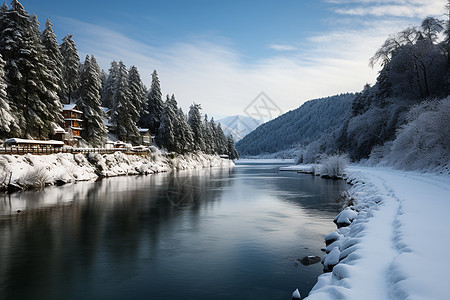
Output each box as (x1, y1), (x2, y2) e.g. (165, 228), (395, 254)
(0, 160), (347, 300)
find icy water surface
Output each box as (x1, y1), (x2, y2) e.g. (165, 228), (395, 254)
(0, 160), (347, 300)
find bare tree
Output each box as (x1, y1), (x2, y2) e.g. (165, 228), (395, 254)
(369, 27), (419, 68)
(421, 17), (444, 42)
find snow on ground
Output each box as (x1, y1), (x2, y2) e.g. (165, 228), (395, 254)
(0, 151), (233, 190)
(283, 164), (450, 300)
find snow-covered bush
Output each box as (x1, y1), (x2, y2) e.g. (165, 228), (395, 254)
(0, 157), (10, 186)
(18, 167), (50, 189)
(380, 97), (450, 173)
(317, 153), (349, 178)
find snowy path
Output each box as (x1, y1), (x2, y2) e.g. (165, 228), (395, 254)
(304, 166), (450, 300)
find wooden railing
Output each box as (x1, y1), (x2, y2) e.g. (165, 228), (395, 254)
(0, 147), (151, 156)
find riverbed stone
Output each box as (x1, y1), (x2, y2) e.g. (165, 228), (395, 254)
(299, 255), (321, 266)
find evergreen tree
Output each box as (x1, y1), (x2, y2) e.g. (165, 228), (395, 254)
(227, 134), (239, 160)
(30, 14), (63, 131)
(128, 65), (145, 117)
(175, 106), (194, 153)
(60, 34), (80, 104)
(110, 61), (139, 142)
(210, 118), (219, 153)
(203, 114), (214, 154)
(0, 0), (62, 138)
(0, 54), (14, 136)
(41, 19), (64, 100)
(156, 95), (177, 151)
(188, 103), (205, 151)
(140, 70), (163, 135)
(77, 55), (107, 146)
(101, 60), (119, 108)
(216, 123), (228, 154)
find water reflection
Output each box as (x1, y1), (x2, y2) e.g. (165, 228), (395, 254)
(0, 162), (347, 300)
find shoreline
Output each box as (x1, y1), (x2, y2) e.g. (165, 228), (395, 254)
(282, 164), (450, 299)
(0, 151), (234, 193)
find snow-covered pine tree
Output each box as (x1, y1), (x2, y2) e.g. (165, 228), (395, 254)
(0, 0), (62, 138)
(175, 104), (194, 153)
(30, 14), (63, 135)
(227, 134), (239, 160)
(156, 95), (177, 151)
(101, 60), (119, 108)
(128, 65), (146, 118)
(41, 19), (64, 101)
(99, 69), (107, 95)
(110, 61), (139, 143)
(216, 123), (228, 155)
(188, 103), (205, 152)
(60, 34), (80, 104)
(203, 114), (214, 154)
(209, 117), (219, 153)
(0, 54), (14, 136)
(140, 70), (163, 135)
(77, 55), (107, 146)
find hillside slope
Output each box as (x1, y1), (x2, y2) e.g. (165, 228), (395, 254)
(236, 94), (354, 156)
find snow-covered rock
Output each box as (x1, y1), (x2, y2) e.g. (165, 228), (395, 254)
(306, 166), (450, 300)
(292, 288), (301, 299)
(333, 207), (357, 228)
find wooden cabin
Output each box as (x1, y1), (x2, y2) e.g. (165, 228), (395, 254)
(62, 104), (83, 145)
(138, 128), (153, 145)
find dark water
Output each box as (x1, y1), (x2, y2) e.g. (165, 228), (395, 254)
(0, 160), (347, 300)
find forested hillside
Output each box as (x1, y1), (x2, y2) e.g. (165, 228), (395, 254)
(238, 12), (450, 172)
(0, 1), (238, 158)
(300, 16), (449, 172)
(236, 94), (354, 156)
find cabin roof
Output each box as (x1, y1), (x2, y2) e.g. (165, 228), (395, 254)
(4, 138), (65, 146)
(63, 104), (83, 114)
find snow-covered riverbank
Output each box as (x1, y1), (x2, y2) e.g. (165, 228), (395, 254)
(0, 150), (233, 191)
(284, 164), (450, 300)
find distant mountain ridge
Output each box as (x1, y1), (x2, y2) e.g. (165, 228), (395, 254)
(236, 94), (355, 156)
(217, 115), (262, 142)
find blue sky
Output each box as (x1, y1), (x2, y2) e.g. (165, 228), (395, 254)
(18, 0), (447, 118)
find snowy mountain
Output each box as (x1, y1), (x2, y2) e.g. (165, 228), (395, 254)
(236, 94), (355, 156)
(217, 115), (262, 142)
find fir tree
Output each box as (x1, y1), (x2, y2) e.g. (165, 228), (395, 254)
(210, 118), (219, 153)
(175, 105), (194, 153)
(128, 65), (145, 117)
(216, 123), (228, 154)
(156, 95), (177, 151)
(101, 60), (119, 108)
(0, 54), (14, 136)
(60, 34), (80, 104)
(140, 70), (163, 135)
(110, 61), (139, 143)
(227, 134), (239, 160)
(188, 103), (205, 152)
(0, 0), (62, 138)
(203, 114), (214, 154)
(77, 55), (107, 146)
(41, 19), (64, 100)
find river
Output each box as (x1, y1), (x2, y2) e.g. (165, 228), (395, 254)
(0, 160), (347, 300)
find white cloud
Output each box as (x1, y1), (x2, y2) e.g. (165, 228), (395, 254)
(268, 44), (298, 51)
(330, 0), (444, 18)
(56, 0), (441, 119)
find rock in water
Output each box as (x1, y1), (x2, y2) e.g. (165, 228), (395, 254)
(292, 288), (301, 299)
(300, 255), (321, 266)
